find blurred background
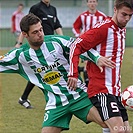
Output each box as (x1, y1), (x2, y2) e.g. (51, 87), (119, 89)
(0, 0), (133, 48)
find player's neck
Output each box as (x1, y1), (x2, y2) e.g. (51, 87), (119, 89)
(42, 1), (50, 6)
(88, 9), (97, 14)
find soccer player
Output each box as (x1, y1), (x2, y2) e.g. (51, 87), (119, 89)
(15, 0), (63, 109)
(72, 0), (106, 87)
(0, 13), (115, 133)
(11, 3), (24, 45)
(68, 0), (133, 133)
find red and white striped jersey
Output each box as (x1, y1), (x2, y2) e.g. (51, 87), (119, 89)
(69, 17), (126, 97)
(72, 10), (106, 37)
(11, 11), (24, 32)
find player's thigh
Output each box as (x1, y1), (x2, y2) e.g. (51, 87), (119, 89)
(90, 93), (129, 132)
(116, 96), (128, 122)
(72, 95), (93, 123)
(87, 106), (106, 127)
(42, 107), (72, 130)
(73, 99), (106, 128)
(42, 127), (62, 133)
(90, 93), (122, 121)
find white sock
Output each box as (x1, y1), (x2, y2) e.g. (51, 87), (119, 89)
(102, 128), (110, 133)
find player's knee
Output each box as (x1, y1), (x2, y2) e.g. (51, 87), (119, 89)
(87, 106), (107, 128)
(100, 122), (107, 128)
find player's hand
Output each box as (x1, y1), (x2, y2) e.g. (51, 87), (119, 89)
(67, 77), (78, 91)
(97, 56), (116, 72)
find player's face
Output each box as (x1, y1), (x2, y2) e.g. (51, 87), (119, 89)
(42, 0), (50, 5)
(114, 6), (133, 28)
(24, 22), (44, 49)
(18, 5), (23, 12)
(87, 0), (98, 11)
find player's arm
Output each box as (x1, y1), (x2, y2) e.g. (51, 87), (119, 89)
(53, 7), (63, 36)
(58, 35), (115, 73)
(0, 49), (19, 73)
(67, 28), (115, 90)
(68, 29), (102, 79)
(80, 49), (115, 71)
(55, 27), (63, 35)
(15, 32), (24, 48)
(72, 15), (82, 37)
(11, 14), (15, 33)
(68, 49), (115, 90)
(80, 48), (100, 64)
(15, 6), (37, 48)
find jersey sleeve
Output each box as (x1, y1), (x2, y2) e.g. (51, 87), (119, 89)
(54, 35), (101, 65)
(52, 35), (75, 53)
(69, 27), (105, 78)
(0, 49), (19, 73)
(54, 8), (62, 29)
(11, 13), (16, 32)
(72, 15), (82, 37)
(51, 35), (101, 69)
(80, 48), (101, 64)
(29, 5), (37, 14)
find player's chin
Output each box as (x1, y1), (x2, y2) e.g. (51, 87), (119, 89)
(39, 40), (44, 45)
(122, 22), (128, 28)
(38, 38), (44, 43)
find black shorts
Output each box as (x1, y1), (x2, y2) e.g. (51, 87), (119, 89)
(90, 93), (128, 122)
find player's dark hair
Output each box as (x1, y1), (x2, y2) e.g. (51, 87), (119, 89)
(18, 3), (24, 7)
(114, 0), (133, 10)
(20, 13), (42, 33)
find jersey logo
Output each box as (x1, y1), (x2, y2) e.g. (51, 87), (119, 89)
(42, 71), (62, 85)
(34, 61), (61, 73)
(27, 60), (35, 66)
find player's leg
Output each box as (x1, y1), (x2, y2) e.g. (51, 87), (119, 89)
(78, 66), (84, 74)
(42, 127), (62, 133)
(123, 121), (131, 133)
(104, 117), (125, 133)
(83, 61), (89, 87)
(117, 96), (131, 133)
(83, 70), (89, 86)
(86, 106), (107, 127)
(21, 81), (35, 100)
(90, 93), (130, 133)
(42, 106), (72, 133)
(72, 95), (107, 128)
(18, 81), (35, 108)
(103, 96), (131, 133)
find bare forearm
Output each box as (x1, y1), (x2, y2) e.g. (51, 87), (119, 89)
(15, 32), (24, 48)
(55, 28), (63, 35)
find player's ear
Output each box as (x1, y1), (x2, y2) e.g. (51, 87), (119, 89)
(22, 31), (28, 38)
(114, 7), (117, 13)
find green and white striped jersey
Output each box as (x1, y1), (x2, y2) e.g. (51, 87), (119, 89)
(0, 35), (100, 110)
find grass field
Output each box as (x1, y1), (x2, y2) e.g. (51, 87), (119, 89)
(0, 48), (133, 133)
